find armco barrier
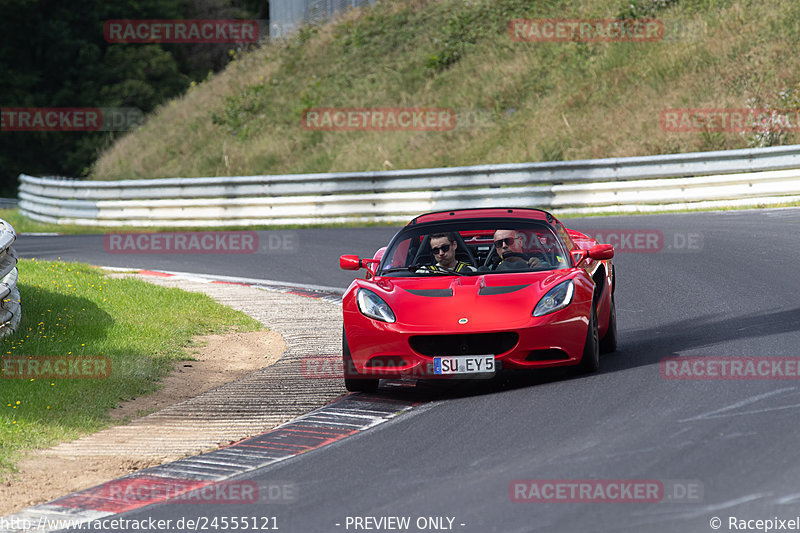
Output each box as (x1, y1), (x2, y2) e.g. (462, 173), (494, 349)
(0, 219), (20, 337)
(17, 145), (800, 227)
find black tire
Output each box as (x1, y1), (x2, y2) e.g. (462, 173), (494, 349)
(576, 306), (599, 374)
(342, 326), (379, 392)
(599, 296), (618, 354)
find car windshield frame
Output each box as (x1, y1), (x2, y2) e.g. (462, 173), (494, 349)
(377, 217), (572, 277)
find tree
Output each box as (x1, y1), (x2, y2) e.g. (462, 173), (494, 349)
(0, 0), (265, 196)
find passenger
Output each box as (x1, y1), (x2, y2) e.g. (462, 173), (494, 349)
(428, 232), (476, 272)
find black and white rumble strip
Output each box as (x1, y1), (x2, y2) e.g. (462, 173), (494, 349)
(0, 395), (417, 533)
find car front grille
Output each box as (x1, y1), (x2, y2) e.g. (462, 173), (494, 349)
(409, 332), (519, 356)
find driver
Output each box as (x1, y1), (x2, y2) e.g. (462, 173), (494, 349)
(427, 232), (476, 273)
(493, 229), (544, 270)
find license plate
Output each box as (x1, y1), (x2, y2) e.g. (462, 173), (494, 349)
(433, 355), (495, 375)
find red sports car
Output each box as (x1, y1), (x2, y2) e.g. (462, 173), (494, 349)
(339, 208), (616, 392)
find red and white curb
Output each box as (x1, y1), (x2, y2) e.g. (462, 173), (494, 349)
(99, 267), (345, 304)
(0, 268), (370, 532)
(1, 394), (417, 532)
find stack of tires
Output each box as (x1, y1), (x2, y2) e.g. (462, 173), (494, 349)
(0, 219), (20, 337)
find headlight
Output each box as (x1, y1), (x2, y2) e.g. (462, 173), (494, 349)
(356, 288), (396, 323)
(533, 280), (574, 317)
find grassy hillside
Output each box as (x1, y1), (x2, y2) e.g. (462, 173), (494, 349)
(92, 0), (800, 180)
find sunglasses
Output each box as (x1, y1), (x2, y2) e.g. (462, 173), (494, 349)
(431, 243), (452, 255)
(494, 236), (519, 248)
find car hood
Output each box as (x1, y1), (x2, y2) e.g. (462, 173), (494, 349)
(364, 271), (580, 329)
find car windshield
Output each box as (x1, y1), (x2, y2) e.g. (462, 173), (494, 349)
(378, 219), (571, 277)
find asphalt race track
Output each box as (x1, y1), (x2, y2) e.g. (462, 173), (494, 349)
(16, 226), (400, 290)
(16, 208), (800, 533)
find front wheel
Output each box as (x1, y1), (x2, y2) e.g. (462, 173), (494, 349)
(342, 326), (379, 392)
(576, 306), (599, 374)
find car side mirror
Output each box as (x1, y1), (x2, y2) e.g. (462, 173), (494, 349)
(340, 255), (380, 278)
(339, 255), (362, 270)
(588, 244), (614, 260)
(573, 244), (614, 267)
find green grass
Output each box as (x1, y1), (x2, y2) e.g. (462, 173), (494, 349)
(90, 0), (800, 182)
(0, 259), (262, 476)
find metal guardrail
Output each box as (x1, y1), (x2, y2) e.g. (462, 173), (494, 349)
(17, 145), (800, 226)
(0, 219), (20, 337)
